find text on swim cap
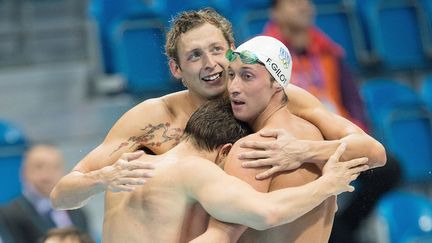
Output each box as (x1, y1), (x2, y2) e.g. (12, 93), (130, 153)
(265, 58), (287, 85)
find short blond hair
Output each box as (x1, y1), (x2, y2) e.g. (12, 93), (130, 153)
(165, 8), (234, 64)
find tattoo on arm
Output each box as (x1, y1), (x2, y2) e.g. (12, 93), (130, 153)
(110, 123), (183, 156)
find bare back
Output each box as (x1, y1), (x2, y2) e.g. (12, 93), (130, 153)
(228, 108), (336, 243)
(103, 153), (201, 243)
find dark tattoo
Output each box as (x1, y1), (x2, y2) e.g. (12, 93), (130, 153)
(110, 123), (183, 156)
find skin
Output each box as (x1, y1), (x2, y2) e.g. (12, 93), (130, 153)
(193, 56), (352, 243)
(50, 20), (385, 241)
(102, 136), (368, 242)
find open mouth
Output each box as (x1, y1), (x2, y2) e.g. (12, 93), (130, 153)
(201, 71), (223, 82)
(231, 99), (245, 106)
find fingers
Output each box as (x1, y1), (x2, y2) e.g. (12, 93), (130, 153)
(238, 150), (271, 160)
(115, 177), (147, 186)
(328, 143), (346, 163)
(242, 159), (275, 168)
(239, 141), (274, 150)
(349, 165), (369, 175)
(259, 129), (286, 138)
(345, 157), (369, 168)
(121, 150), (144, 161)
(256, 166), (281, 180)
(127, 160), (156, 170)
(347, 185), (355, 192)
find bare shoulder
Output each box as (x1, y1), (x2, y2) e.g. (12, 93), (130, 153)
(131, 90), (189, 120)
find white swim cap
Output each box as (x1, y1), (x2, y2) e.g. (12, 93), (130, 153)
(235, 36), (292, 88)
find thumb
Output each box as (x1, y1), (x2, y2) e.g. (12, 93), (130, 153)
(123, 150), (144, 161)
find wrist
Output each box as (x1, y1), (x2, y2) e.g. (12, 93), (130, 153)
(84, 169), (108, 191)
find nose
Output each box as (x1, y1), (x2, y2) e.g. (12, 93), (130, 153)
(203, 53), (217, 70)
(228, 75), (241, 97)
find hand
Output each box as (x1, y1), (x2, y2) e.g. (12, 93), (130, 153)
(238, 129), (309, 180)
(97, 151), (155, 192)
(322, 144), (369, 195)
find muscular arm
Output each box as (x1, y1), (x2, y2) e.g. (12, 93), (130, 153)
(185, 144), (366, 235)
(192, 134), (302, 242)
(286, 84), (386, 167)
(51, 98), (178, 209)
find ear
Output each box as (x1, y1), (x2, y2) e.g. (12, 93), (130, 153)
(215, 143), (233, 166)
(169, 59), (182, 79)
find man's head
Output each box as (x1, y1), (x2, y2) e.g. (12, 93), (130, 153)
(270, 0), (315, 31)
(227, 36), (292, 123)
(183, 99), (252, 152)
(22, 144), (65, 197)
(42, 227), (94, 243)
(166, 8), (234, 100)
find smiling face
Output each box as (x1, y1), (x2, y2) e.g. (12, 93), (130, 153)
(170, 23), (230, 100)
(227, 58), (280, 124)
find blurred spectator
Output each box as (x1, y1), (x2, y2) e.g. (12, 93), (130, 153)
(41, 227), (95, 243)
(262, 1), (402, 242)
(0, 145), (89, 243)
(263, 0), (367, 130)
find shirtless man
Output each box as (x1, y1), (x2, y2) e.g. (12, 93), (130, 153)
(102, 99), (369, 242)
(194, 36), (382, 243)
(50, 8), (385, 240)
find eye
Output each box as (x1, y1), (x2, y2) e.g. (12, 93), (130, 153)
(241, 72), (254, 81)
(212, 45), (224, 53)
(227, 70), (235, 79)
(188, 50), (201, 61)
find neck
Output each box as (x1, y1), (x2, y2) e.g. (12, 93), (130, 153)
(169, 140), (218, 163)
(251, 91), (286, 131)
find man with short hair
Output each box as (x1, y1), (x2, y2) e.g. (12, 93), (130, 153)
(1, 145), (89, 243)
(102, 99), (368, 242)
(51, 8), (385, 241)
(193, 36), (381, 243)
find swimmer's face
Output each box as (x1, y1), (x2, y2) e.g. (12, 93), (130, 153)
(171, 23), (230, 100)
(227, 58), (279, 124)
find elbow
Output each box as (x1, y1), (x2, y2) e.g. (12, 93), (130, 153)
(253, 207), (282, 231)
(370, 141), (387, 168)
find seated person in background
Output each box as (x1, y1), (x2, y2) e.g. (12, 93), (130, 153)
(263, 0), (367, 129)
(102, 99), (368, 243)
(41, 227), (95, 243)
(0, 145), (89, 243)
(260, 1), (400, 242)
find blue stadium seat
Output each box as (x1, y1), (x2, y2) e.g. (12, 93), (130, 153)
(361, 79), (422, 136)
(0, 120), (27, 204)
(361, 79), (432, 182)
(375, 191), (432, 243)
(110, 18), (182, 96)
(228, 0), (271, 43)
(357, 0), (432, 70)
(420, 74), (432, 110)
(88, 0), (168, 74)
(314, 0), (369, 70)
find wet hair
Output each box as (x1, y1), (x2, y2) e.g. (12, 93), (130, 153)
(41, 227), (94, 243)
(183, 99), (252, 151)
(165, 7), (234, 64)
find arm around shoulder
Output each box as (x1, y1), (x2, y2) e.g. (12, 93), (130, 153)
(51, 100), (164, 209)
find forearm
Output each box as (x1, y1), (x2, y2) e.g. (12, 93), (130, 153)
(50, 170), (106, 210)
(304, 134), (386, 168)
